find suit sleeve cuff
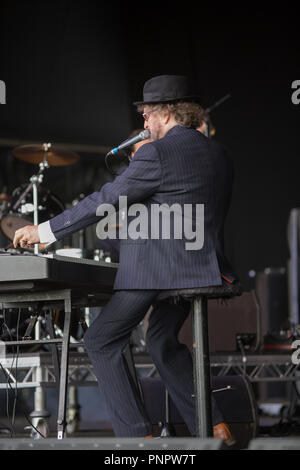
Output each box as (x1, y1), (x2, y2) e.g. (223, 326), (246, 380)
(38, 220), (57, 244)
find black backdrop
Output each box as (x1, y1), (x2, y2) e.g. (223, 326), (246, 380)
(0, 1), (299, 287)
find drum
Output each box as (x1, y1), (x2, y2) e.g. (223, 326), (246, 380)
(0, 184), (65, 241)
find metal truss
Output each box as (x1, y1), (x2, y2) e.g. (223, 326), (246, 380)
(0, 352), (98, 389)
(210, 353), (300, 382)
(1, 351), (300, 390)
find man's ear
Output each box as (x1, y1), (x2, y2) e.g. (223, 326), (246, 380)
(163, 109), (171, 125)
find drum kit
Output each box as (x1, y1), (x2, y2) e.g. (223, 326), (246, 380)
(0, 142), (79, 254)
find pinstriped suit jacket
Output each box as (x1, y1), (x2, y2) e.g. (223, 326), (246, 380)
(49, 125), (236, 289)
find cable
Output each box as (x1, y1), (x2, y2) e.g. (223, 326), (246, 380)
(1, 308), (24, 436)
(236, 335), (247, 375)
(1, 309), (15, 436)
(23, 412), (45, 439)
(11, 308), (21, 428)
(0, 361), (14, 437)
(251, 289), (262, 352)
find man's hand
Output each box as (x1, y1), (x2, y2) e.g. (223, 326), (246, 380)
(13, 225), (40, 249)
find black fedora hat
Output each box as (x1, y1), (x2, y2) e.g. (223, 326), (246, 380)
(133, 75), (201, 106)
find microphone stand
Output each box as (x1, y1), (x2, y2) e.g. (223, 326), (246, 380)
(205, 93), (231, 139)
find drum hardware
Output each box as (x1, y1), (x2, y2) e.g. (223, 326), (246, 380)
(13, 144), (51, 255)
(22, 315), (38, 340)
(1, 186), (65, 244)
(1, 143), (69, 245)
(30, 314), (50, 438)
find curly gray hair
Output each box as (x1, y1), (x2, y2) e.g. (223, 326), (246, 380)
(137, 101), (205, 128)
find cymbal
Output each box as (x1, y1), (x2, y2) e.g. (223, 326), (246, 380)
(12, 144), (80, 166)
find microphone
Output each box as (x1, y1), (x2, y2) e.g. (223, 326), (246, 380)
(106, 129), (151, 157)
(205, 93), (231, 114)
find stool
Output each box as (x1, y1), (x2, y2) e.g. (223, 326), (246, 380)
(157, 279), (242, 438)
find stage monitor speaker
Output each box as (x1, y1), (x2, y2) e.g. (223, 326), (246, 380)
(139, 375), (259, 450)
(255, 268), (289, 402)
(255, 268), (289, 337)
(0, 437), (222, 450)
(248, 438), (300, 450)
(178, 292), (259, 352)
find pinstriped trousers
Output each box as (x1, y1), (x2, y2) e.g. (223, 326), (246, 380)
(83, 290), (224, 437)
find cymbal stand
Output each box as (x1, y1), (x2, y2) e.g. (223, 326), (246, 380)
(12, 143), (50, 255)
(13, 146), (51, 438)
(32, 144), (51, 254)
(29, 312), (50, 439)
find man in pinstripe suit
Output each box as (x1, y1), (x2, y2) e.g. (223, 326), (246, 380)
(14, 75), (236, 442)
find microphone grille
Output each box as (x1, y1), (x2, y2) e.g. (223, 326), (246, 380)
(139, 129), (151, 140)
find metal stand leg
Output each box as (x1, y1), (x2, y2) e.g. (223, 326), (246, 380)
(57, 291), (72, 439)
(160, 390), (176, 437)
(45, 311), (60, 393)
(23, 315), (38, 340)
(192, 296), (213, 437)
(30, 316), (50, 439)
